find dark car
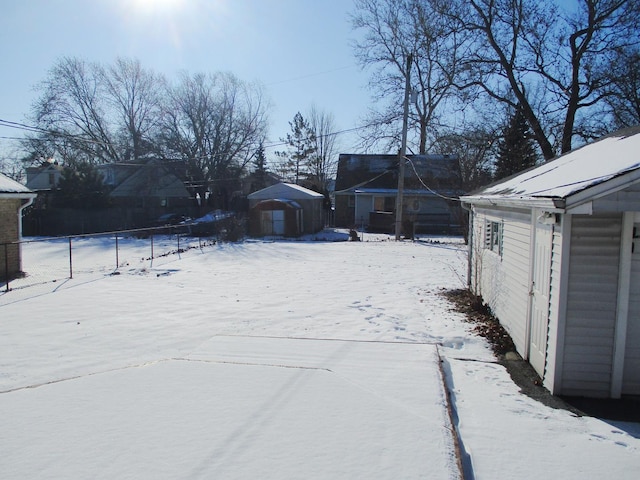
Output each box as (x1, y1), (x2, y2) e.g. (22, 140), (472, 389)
(153, 213), (191, 227)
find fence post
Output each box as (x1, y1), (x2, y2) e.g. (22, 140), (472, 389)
(68, 237), (73, 279)
(150, 234), (154, 261)
(115, 234), (119, 269)
(4, 243), (9, 292)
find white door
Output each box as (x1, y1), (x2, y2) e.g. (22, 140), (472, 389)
(623, 223), (640, 394)
(529, 222), (553, 377)
(261, 210), (285, 235)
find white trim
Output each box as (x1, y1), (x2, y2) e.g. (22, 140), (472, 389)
(611, 212), (634, 398)
(524, 210), (537, 360)
(565, 201), (592, 215)
(546, 214), (571, 395)
(0, 193), (36, 199)
(461, 196), (560, 211)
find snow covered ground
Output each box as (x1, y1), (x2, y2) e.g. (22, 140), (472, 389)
(1, 230), (639, 479)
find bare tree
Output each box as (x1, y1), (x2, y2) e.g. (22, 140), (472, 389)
(440, 0), (640, 159)
(102, 58), (165, 161)
(433, 125), (498, 191)
(29, 57), (118, 165)
(27, 57), (165, 166)
(161, 72), (269, 208)
(307, 105), (339, 193)
(351, 0), (464, 154)
(606, 46), (640, 128)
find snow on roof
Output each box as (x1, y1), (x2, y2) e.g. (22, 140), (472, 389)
(247, 182), (324, 200)
(0, 172), (33, 195)
(468, 127), (640, 202)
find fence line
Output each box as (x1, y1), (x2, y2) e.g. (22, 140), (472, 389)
(2, 224), (219, 294)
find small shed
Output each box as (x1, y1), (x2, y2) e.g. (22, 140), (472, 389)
(462, 127), (640, 399)
(0, 173), (36, 281)
(247, 183), (324, 237)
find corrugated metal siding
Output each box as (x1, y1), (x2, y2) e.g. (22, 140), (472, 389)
(473, 208), (532, 354)
(561, 214), (622, 397)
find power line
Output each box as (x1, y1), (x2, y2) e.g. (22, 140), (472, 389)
(404, 155), (462, 202)
(1, 117), (391, 156)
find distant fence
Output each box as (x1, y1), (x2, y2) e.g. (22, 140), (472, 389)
(1, 222), (232, 294)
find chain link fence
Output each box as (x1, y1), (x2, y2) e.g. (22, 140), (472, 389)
(1, 223), (231, 298)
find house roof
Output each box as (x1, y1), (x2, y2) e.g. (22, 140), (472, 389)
(107, 163), (190, 198)
(463, 127), (640, 210)
(335, 154), (462, 193)
(247, 182), (323, 200)
(0, 172), (34, 197)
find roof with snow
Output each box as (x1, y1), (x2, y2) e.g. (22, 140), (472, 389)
(0, 172), (33, 195)
(463, 126), (640, 208)
(247, 182), (323, 200)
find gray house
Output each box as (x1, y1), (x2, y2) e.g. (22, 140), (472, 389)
(462, 127), (640, 399)
(0, 173), (36, 281)
(334, 154), (463, 234)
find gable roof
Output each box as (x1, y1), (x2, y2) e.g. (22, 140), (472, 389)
(0, 172), (34, 197)
(247, 182), (323, 200)
(463, 127), (640, 210)
(334, 154), (462, 194)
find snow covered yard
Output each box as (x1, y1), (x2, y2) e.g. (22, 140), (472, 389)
(1, 231), (639, 479)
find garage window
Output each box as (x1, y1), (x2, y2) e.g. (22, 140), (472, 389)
(485, 220), (503, 256)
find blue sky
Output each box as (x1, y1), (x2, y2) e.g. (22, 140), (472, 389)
(0, 0), (371, 159)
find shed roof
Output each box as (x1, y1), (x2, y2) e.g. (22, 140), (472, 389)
(247, 182), (323, 200)
(0, 172), (33, 196)
(463, 127), (640, 209)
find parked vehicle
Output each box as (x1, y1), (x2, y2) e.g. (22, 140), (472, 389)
(153, 213), (191, 227)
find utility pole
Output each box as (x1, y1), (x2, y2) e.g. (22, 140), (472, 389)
(395, 53), (412, 241)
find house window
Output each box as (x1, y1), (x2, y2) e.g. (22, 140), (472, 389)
(373, 196), (395, 212)
(485, 220), (503, 256)
(348, 195), (355, 208)
(407, 197), (420, 212)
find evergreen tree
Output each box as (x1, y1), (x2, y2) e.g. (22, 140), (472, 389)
(494, 106), (538, 180)
(275, 112), (316, 184)
(251, 142), (268, 192)
(54, 162), (110, 209)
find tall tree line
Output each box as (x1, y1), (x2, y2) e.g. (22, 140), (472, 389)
(22, 57), (269, 207)
(351, 0), (640, 185)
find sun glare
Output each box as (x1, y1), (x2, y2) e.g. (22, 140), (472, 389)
(131, 0), (186, 14)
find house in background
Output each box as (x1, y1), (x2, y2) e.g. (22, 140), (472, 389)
(334, 154), (463, 234)
(0, 173), (36, 281)
(247, 183), (324, 237)
(25, 161), (64, 191)
(25, 161), (64, 209)
(462, 126), (640, 399)
(98, 161), (192, 212)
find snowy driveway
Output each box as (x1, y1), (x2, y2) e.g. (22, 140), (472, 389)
(1, 336), (460, 479)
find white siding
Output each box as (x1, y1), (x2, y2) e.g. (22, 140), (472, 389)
(561, 214), (622, 397)
(472, 208), (532, 354)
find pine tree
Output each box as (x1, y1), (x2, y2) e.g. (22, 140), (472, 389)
(275, 112), (317, 184)
(54, 162), (110, 209)
(494, 106), (538, 180)
(251, 142), (268, 192)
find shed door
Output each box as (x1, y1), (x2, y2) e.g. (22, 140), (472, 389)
(530, 222), (553, 377)
(623, 223), (640, 394)
(261, 210), (285, 235)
